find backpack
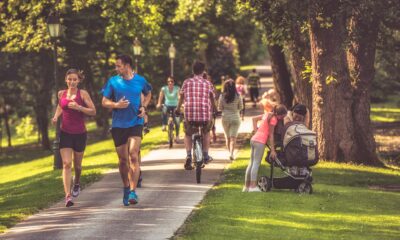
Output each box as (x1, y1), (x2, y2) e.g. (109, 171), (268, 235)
(282, 122), (318, 167)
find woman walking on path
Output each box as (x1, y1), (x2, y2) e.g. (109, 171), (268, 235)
(52, 69), (96, 207)
(243, 104), (287, 192)
(218, 79), (243, 160)
(235, 75), (247, 120)
(156, 76), (180, 142)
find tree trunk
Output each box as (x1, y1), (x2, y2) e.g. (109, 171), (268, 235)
(309, 0), (356, 162)
(0, 115), (2, 150)
(3, 105), (12, 147)
(35, 51), (52, 150)
(347, 6), (382, 165)
(268, 45), (294, 108)
(287, 23), (312, 114)
(36, 102), (51, 150)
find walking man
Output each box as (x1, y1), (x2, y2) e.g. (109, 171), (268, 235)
(247, 68), (261, 107)
(102, 54), (152, 206)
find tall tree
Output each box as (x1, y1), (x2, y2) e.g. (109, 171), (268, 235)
(346, 2), (381, 165)
(309, 0), (379, 163)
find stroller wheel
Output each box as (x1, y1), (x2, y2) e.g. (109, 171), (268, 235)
(257, 176), (271, 192)
(296, 182), (313, 194)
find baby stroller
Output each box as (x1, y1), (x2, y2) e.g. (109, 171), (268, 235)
(258, 121), (319, 194)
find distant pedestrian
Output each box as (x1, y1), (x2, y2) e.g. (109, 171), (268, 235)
(102, 54), (152, 206)
(52, 69), (96, 207)
(235, 75), (247, 120)
(218, 79), (243, 160)
(247, 69), (261, 108)
(244, 104), (287, 192)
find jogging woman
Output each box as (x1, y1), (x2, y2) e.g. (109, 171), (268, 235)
(52, 69), (96, 207)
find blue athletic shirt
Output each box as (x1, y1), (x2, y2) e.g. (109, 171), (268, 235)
(102, 74), (152, 128)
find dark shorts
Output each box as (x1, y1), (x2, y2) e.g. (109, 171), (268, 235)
(111, 125), (143, 147)
(184, 120), (213, 136)
(60, 130), (87, 152)
(249, 88), (259, 102)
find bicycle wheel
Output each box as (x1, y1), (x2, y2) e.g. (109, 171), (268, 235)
(168, 121), (174, 148)
(193, 137), (203, 183)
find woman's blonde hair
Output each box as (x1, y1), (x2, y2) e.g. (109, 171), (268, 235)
(235, 76), (245, 85)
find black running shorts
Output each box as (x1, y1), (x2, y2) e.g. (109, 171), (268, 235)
(60, 130), (87, 152)
(111, 125), (143, 147)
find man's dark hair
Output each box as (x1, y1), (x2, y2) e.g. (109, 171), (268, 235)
(192, 61), (206, 75)
(116, 55), (133, 67)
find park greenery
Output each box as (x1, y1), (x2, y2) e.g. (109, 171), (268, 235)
(0, 0), (399, 166)
(0, 0), (399, 237)
(173, 143), (400, 240)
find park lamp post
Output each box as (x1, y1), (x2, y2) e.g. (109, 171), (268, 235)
(47, 13), (62, 170)
(132, 37), (142, 73)
(168, 43), (176, 77)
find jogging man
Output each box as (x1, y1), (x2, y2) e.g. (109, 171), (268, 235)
(176, 61), (217, 170)
(247, 69), (261, 107)
(102, 54), (152, 206)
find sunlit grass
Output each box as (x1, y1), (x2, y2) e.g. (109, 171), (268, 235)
(371, 104), (400, 122)
(0, 125), (166, 233)
(0, 121), (98, 147)
(174, 142), (400, 240)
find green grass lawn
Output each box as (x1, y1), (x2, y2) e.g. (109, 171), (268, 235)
(371, 106), (400, 122)
(174, 143), (400, 240)
(0, 124), (166, 233)
(0, 121), (98, 148)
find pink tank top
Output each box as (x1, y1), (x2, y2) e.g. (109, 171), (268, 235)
(60, 89), (86, 134)
(251, 113), (277, 144)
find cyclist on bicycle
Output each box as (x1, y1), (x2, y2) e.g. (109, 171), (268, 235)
(156, 76), (180, 142)
(176, 61), (217, 170)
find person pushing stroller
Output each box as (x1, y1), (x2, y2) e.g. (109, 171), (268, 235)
(258, 104), (319, 194)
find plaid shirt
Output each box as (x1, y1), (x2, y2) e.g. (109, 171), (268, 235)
(181, 75), (215, 121)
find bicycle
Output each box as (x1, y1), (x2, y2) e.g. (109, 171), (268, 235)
(188, 121), (207, 184)
(162, 105), (178, 148)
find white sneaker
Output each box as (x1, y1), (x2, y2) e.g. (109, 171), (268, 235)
(162, 125), (166, 131)
(248, 187), (262, 192)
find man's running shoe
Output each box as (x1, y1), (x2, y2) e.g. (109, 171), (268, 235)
(184, 157), (193, 170)
(71, 184), (80, 198)
(123, 187), (130, 206)
(137, 170), (143, 188)
(204, 156), (213, 164)
(128, 190), (138, 205)
(65, 195), (74, 207)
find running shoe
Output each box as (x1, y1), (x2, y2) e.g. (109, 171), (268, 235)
(71, 184), (80, 198)
(248, 187), (262, 192)
(184, 156), (193, 170)
(128, 190), (138, 205)
(123, 187), (130, 206)
(204, 156), (213, 164)
(65, 195), (74, 207)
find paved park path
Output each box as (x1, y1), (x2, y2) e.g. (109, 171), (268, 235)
(1, 75), (272, 240)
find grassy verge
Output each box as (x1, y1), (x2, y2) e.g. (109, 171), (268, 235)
(174, 142), (400, 240)
(0, 124), (165, 233)
(371, 103), (400, 122)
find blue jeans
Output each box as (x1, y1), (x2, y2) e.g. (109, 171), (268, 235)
(162, 105), (180, 137)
